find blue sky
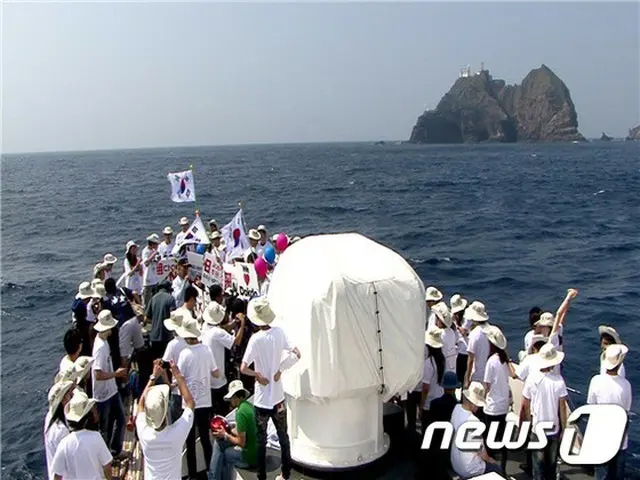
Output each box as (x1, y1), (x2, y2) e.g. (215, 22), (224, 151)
(2, 2), (638, 153)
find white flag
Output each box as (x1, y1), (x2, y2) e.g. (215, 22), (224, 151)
(167, 169), (196, 203)
(172, 216), (210, 255)
(220, 209), (249, 261)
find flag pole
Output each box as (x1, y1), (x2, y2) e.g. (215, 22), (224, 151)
(238, 200), (247, 232)
(190, 164), (200, 217)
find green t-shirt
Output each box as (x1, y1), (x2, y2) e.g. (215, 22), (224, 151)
(235, 400), (258, 465)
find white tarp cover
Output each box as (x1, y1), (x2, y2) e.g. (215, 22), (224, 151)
(268, 233), (425, 402)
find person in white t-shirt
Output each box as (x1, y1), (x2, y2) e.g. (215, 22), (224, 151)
(202, 301), (246, 416)
(52, 389), (112, 480)
(172, 258), (191, 308)
(175, 216), (190, 245)
(587, 344), (632, 480)
(255, 225), (274, 257)
(241, 297), (301, 480)
(176, 315), (220, 478)
(136, 359), (196, 480)
(244, 229), (261, 263)
(450, 382), (504, 479)
(142, 234), (161, 306)
(515, 334), (548, 382)
(420, 326), (446, 436)
(44, 380), (74, 480)
(464, 301), (491, 391)
(450, 294), (469, 383)
(535, 289), (578, 357)
(431, 302), (457, 372)
(521, 343), (568, 480)
(425, 286), (443, 329)
(123, 241), (143, 297)
(524, 307), (542, 352)
(91, 310), (128, 460)
(598, 325), (627, 378)
(161, 311), (188, 423)
(482, 325), (516, 472)
(158, 226), (175, 259)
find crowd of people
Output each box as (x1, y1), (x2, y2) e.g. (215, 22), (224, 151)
(412, 286), (632, 480)
(42, 215), (632, 480)
(45, 216), (301, 480)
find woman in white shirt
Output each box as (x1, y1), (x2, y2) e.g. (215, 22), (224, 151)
(598, 325), (627, 378)
(44, 381), (74, 480)
(420, 326), (446, 437)
(450, 294), (469, 384)
(482, 326), (515, 472)
(123, 241), (143, 298)
(431, 302), (457, 372)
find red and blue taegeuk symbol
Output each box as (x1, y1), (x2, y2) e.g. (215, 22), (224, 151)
(233, 228), (241, 247)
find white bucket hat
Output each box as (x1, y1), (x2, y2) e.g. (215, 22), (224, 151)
(93, 283), (106, 298)
(224, 379), (250, 401)
(536, 343), (565, 370)
(103, 253), (117, 265)
(450, 294), (468, 314)
(94, 310), (118, 332)
(462, 381), (486, 407)
(210, 231), (222, 241)
(247, 297), (276, 326)
(431, 302), (453, 328)
(54, 366), (78, 385)
(163, 310), (184, 332)
(425, 326), (444, 348)
(48, 380), (75, 417)
(91, 278), (103, 290)
(463, 301), (489, 322)
(425, 286), (443, 302)
(146, 233), (160, 244)
(75, 282), (94, 300)
(209, 219), (217, 226)
(602, 344), (628, 371)
(598, 325), (621, 344)
(125, 240), (138, 253)
(143, 384), (171, 430)
(179, 217), (189, 226)
(203, 302), (225, 326)
(530, 334), (548, 346)
(485, 325), (507, 350)
(163, 226), (173, 235)
(248, 229), (261, 241)
(535, 312), (555, 328)
(271, 234), (279, 243)
(64, 389), (96, 423)
(176, 315), (201, 339)
(257, 225), (267, 233)
(73, 356), (94, 382)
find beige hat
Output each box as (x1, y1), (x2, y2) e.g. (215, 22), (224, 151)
(210, 231), (222, 241)
(203, 302), (225, 326)
(103, 253), (117, 265)
(93, 283), (107, 298)
(94, 310), (118, 332)
(536, 343), (565, 370)
(163, 310), (184, 332)
(462, 381), (486, 407)
(125, 240), (138, 253)
(598, 325), (621, 344)
(602, 344), (628, 371)
(146, 233), (160, 244)
(209, 219), (217, 226)
(271, 234), (279, 243)
(425, 326), (444, 348)
(90, 278), (103, 290)
(48, 380), (75, 417)
(530, 334), (548, 346)
(463, 301), (489, 322)
(73, 356), (94, 381)
(247, 297), (276, 326)
(64, 389), (96, 423)
(224, 379), (250, 401)
(248, 229), (261, 241)
(485, 325), (507, 350)
(431, 302), (453, 328)
(176, 315), (201, 339)
(450, 294), (468, 314)
(179, 217), (189, 226)
(163, 226), (173, 235)
(535, 312), (555, 328)
(425, 286), (443, 302)
(54, 365), (78, 384)
(75, 282), (94, 300)
(143, 384), (171, 430)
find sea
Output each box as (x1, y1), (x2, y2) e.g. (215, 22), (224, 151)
(2, 141), (639, 478)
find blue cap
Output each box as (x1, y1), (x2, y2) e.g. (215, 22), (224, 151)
(442, 371), (460, 389)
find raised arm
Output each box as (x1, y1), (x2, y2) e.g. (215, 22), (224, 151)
(552, 288), (578, 336)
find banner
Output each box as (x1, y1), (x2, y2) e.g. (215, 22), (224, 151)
(224, 262), (259, 299)
(172, 216), (210, 256)
(220, 210), (249, 262)
(155, 258), (176, 282)
(201, 252), (224, 287)
(186, 252), (204, 281)
(167, 169), (196, 203)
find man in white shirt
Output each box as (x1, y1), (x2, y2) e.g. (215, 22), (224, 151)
(425, 286), (443, 329)
(172, 258), (191, 308)
(176, 314), (220, 478)
(255, 225), (273, 257)
(136, 359), (196, 480)
(244, 229), (261, 263)
(162, 310), (188, 423)
(598, 325), (627, 378)
(209, 218), (218, 233)
(464, 301), (490, 390)
(202, 301), (246, 416)
(92, 310), (128, 459)
(142, 234), (161, 306)
(158, 226), (175, 258)
(52, 389), (113, 480)
(118, 314), (145, 368)
(587, 344), (632, 480)
(515, 334), (548, 382)
(521, 343), (568, 480)
(176, 216), (190, 245)
(450, 382), (503, 479)
(431, 302), (457, 372)
(241, 297), (301, 480)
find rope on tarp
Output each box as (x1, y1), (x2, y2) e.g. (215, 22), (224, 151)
(372, 282), (386, 396)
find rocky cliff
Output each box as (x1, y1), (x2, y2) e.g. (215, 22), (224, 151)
(626, 125), (640, 140)
(409, 65), (585, 143)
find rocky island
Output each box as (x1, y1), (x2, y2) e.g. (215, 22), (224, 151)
(626, 125), (640, 141)
(409, 64), (585, 144)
